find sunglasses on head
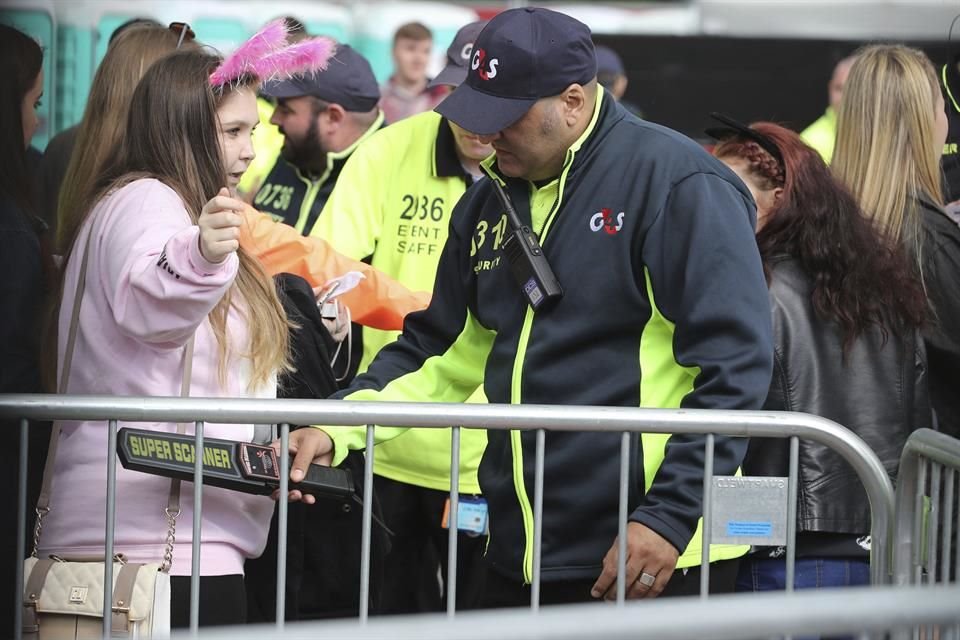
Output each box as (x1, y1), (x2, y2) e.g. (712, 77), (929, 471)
(168, 22), (196, 49)
(705, 112), (784, 167)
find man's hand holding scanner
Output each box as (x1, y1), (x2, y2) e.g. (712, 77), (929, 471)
(271, 428), (336, 504)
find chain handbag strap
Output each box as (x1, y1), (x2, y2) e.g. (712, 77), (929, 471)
(34, 222), (196, 574)
(161, 336), (194, 573)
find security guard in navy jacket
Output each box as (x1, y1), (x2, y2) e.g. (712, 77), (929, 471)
(287, 8), (774, 604)
(248, 45), (384, 236)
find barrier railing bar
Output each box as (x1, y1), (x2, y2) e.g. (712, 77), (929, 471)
(956, 473), (960, 589)
(190, 421), (203, 635)
(103, 420), (118, 639)
(928, 464), (941, 583)
(15, 419), (27, 640)
(359, 425), (374, 623)
(531, 428), (545, 612)
(447, 426), (460, 618)
(913, 457), (927, 585)
(700, 434), (714, 598)
(616, 432), (629, 606)
(172, 583), (960, 640)
(786, 436), (800, 594)
(0, 396), (896, 587)
(942, 468), (954, 585)
(276, 423), (290, 629)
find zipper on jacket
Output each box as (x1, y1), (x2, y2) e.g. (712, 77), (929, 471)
(510, 304), (537, 584)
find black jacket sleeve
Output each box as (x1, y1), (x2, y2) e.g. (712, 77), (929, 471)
(0, 203), (43, 394)
(629, 172), (774, 551)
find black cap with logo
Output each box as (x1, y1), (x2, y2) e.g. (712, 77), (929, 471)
(261, 44), (380, 112)
(428, 20), (488, 89)
(435, 7), (597, 136)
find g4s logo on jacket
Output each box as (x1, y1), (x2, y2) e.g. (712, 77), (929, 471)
(590, 208), (625, 235)
(471, 48), (499, 81)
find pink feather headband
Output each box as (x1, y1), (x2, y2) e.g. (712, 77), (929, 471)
(209, 18), (336, 87)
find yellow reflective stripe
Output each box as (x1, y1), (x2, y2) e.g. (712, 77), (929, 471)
(944, 64), (960, 114)
(510, 305), (537, 584)
(638, 268), (748, 566)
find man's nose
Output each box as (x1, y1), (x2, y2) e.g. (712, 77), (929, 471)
(477, 131), (500, 145)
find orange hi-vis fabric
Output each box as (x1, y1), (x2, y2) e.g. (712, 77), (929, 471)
(240, 206), (430, 331)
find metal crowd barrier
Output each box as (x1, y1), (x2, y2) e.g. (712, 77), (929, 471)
(1, 394), (897, 640)
(892, 428), (960, 640)
(172, 583), (960, 640)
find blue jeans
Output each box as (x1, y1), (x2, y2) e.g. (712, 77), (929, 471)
(736, 556), (870, 591)
(736, 557), (870, 640)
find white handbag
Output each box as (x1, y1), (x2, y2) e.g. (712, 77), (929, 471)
(22, 556), (171, 639)
(22, 226), (193, 639)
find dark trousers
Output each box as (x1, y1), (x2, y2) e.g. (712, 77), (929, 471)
(374, 475), (488, 613)
(244, 451), (388, 622)
(2, 420), (50, 638)
(482, 557), (741, 608)
(170, 574), (245, 628)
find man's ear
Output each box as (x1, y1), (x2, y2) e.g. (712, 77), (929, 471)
(559, 83), (588, 126)
(323, 103), (347, 127)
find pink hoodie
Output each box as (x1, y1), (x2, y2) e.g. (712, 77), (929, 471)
(40, 179), (275, 576)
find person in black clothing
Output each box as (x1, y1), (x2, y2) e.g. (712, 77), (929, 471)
(0, 23), (50, 638)
(712, 118), (930, 593)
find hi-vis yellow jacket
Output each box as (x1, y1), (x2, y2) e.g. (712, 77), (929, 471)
(313, 111), (487, 493)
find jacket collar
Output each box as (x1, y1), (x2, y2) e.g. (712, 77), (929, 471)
(295, 110), (386, 183)
(433, 117), (472, 182)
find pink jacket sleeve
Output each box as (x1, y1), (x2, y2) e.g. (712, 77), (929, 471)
(97, 180), (238, 347)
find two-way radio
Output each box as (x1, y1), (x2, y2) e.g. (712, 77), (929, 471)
(490, 179), (564, 311)
(116, 427), (354, 500)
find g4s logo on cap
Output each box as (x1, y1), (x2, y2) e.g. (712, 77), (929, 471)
(471, 48), (499, 80)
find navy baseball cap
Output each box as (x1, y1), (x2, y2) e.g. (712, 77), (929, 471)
(595, 45), (625, 77)
(435, 8), (597, 136)
(261, 44), (380, 112)
(428, 20), (488, 89)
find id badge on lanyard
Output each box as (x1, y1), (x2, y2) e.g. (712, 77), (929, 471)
(441, 496), (489, 536)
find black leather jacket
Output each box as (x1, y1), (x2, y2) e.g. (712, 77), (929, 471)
(744, 257), (931, 534)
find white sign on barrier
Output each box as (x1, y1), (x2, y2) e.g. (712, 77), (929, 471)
(711, 476), (789, 546)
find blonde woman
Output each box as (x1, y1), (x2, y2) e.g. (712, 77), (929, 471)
(833, 44), (959, 438)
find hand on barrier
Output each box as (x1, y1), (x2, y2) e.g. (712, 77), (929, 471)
(271, 427), (335, 505)
(198, 187), (245, 263)
(591, 522), (679, 600)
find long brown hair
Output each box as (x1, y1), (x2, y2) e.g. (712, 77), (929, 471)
(716, 122), (926, 352)
(56, 25), (186, 252)
(0, 24), (43, 215)
(57, 49), (290, 388)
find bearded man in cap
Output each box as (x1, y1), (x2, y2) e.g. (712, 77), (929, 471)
(288, 7), (773, 605)
(246, 44), (383, 237)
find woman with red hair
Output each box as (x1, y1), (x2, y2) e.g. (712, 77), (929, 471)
(711, 118), (930, 592)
